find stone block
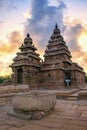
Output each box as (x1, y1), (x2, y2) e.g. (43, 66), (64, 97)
(9, 90), (56, 120)
(12, 91), (56, 112)
(78, 91), (87, 100)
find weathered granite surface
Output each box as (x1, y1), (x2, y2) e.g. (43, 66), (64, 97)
(0, 99), (87, 130)
(78, 90), (87, 100)
(12, 91), (56, 112)
(8, 91), (56, 119)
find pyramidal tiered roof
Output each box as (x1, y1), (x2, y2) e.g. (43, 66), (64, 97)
(20, 33), (37, 51)
(11, 33), (41, 67)
(44, 24), (72, 64)
(19, 33), (40, 59)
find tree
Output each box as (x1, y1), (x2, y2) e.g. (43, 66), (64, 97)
(0, 76), (11, 83)
(85, 76), (87, 83)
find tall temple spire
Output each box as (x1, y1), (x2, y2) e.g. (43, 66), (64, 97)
(53, 23), (60, 35)
(44, 23), (72, 64)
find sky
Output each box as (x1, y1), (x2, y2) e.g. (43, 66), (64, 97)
(0, 0), (87, 76)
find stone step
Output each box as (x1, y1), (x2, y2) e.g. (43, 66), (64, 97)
(67, 96), (77, 101)
(78, 90), (87, 100)
(67, 92), (78, 100)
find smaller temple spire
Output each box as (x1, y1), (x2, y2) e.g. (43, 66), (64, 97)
(24, 33), (32, 44)
(27, 33), (30, 37)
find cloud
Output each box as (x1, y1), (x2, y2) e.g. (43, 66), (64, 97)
(0, 61), (12, 76)
(0, 31), (22, 54)
(23, 10), (32, 19)
(0, 0), (18, 23)
(64, 23), (83, 52)
(0, 31), (22, 76)
(0, 0), (18, 12)
(24, 0), (67, 51)
(0, 21), (4, 24)
(63, 19), (87, 73)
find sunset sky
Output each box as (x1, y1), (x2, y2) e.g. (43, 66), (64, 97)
(0, 0), (87, 76)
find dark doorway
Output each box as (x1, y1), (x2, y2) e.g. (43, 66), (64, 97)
(65, 70), (71, 86)
(17, 68), (23, 84)
(65, 70), (71, 79)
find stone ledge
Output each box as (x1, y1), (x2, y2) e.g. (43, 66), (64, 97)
(78, 91), (87, 100)
(8, 108), (54, 120)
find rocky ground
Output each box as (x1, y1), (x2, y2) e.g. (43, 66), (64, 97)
(0, 100), (87, 130)
(0, 85), (87, 130)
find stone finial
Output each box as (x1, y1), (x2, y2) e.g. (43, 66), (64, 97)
(53, 23), (60, 35)
(55, 23), (58, 29)
(23, 33), (32, 44)
(27, 33), (30, 37)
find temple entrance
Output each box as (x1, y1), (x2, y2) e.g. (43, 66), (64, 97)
(65, 70), (71, 87)
(17, 68), (23, 84)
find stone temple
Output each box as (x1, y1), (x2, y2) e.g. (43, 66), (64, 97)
(10, 24), (85, 89)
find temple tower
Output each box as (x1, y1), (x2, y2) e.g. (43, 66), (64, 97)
(10, 33), (41, 86)
(41, 24), (85, 89)
(44, 23), (72, 64)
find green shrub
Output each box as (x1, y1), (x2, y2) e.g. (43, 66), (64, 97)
(0, 76), (11, 83)
(85, 76), (87, 83)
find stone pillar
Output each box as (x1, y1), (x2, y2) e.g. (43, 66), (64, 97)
(14, 68), (17, 86)
(56, 69), (65, 89)
(22, 67), (28, 85)
(70, 71), (79, 87)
